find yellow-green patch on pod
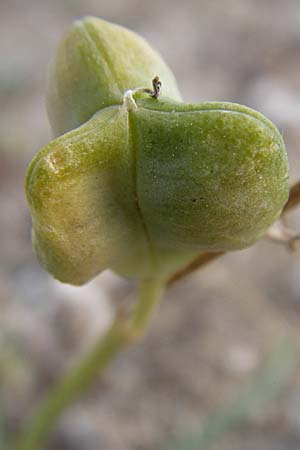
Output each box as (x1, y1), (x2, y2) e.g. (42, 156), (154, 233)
(25, 94), (289, 285)
(47, 16), (181, 137)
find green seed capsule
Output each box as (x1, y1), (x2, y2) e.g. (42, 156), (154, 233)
(47, 16), (181, 137)
(25, 95), (289, 285)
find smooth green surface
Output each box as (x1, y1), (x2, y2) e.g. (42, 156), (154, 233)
(26, 106), (151, 284)
(47, 16), (181, 136)
(132, 99), (289, 251)
(26, 97), (289, 284)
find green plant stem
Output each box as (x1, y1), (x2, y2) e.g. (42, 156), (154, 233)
(10, 278), (165, 450)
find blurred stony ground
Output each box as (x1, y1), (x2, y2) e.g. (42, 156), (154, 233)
(1, 0), (300, 449)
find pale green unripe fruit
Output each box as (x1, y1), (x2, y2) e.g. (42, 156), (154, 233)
(26, 95), (289, 285)
(25, 17), (289, 285)
(47, 16), (181, 137)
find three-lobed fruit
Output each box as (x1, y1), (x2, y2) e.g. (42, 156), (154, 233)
(26, 93), (289, 284)
(25, 17), (289, 285)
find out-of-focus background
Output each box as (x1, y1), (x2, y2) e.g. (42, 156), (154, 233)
(1, 0), (300, 449)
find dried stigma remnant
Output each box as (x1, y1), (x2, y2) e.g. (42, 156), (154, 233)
(123, 76), (162, 111)
(149, 76), (162, 99)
